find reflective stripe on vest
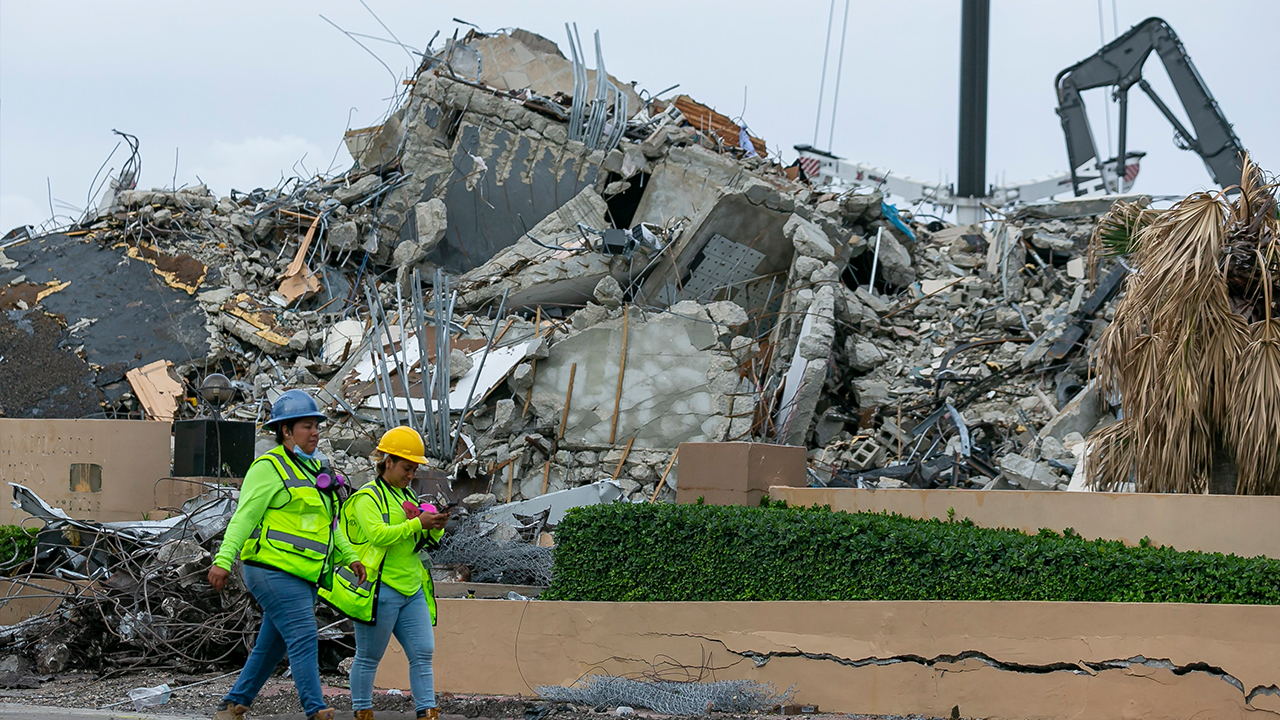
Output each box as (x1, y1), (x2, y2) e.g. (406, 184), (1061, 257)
(239, 446), (335, 584)
(337, 566), (373, 592)
(250, 527), (330, 556)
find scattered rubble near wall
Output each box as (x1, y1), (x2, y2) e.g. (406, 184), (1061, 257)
(2, 26), (1128, 513)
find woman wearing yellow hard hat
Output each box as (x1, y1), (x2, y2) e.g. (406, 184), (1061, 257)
(320, 426), (449, 720)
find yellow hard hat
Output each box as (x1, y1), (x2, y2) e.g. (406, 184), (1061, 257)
(376, 426), (428, 465)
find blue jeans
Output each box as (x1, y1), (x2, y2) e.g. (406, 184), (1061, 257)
(351, 585), (435, 712)
(222, 564), (327, 716)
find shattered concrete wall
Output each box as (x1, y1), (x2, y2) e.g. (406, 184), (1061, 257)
(775, 486), (1280, 558)
(526, 304), (747, 449)
(459, 31), (643, 113)
(457, 187), (626, 310)
(371, 74), (605, 273)
(0, 419), (172, 525)
(379, 599), (1280, 719)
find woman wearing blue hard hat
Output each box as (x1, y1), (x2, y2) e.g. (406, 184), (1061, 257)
(207, 390), (366, 720)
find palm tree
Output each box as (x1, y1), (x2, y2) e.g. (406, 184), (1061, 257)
(1089, 156), (1280, 494)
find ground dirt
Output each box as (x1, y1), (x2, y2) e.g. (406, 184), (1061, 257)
(0, 669), (955, 719)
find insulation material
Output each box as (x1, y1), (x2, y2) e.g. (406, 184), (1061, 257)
(125, 360), (184, 422)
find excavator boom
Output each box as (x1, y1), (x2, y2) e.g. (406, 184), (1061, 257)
(1056, 16), (1245, 195)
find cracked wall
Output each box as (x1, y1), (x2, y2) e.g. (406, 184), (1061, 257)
(377, 599), (1280, 719)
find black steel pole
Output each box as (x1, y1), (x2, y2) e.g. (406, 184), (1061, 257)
(957, 0), (990, 199)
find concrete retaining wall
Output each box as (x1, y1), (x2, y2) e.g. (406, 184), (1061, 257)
(376, 598), (1280, 719)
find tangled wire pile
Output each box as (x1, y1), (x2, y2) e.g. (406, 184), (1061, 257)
(537, 676), (795, 715)
(431, 513), (554, 587)
(0, 486), (355, 677)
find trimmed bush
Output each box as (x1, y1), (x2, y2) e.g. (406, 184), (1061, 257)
(544, 501), (1280, 604)
(0, 525), (37, 576)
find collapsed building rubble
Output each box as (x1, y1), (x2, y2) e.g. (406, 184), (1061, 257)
(0, 24), (1135, 530)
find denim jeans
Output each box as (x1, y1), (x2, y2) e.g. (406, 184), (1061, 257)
(351, 585), (435, 712)
(222, 564), (327, 716)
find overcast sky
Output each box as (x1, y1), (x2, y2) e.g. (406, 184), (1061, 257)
(3, 1), (1278, 232)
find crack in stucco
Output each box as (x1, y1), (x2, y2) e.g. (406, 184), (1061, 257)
(649, 632), (1280, 715)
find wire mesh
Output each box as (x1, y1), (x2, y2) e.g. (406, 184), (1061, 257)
(537, 676), (795, 715)
(431, 514), (554, 587)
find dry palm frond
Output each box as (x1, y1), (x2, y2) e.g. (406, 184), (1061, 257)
(1089, 156), (1280, 494)
(1227, 254), (1280, 495)
(1087, 197), (1157, 278)
(1087, 418), (1135, 491)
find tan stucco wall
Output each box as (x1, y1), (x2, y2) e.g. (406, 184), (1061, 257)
(377, 599), (1280, 719)
(0, 418), (172, 526)
(771, 486), (1280, 558)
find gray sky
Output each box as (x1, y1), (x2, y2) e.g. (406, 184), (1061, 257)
(3, 1), (1278, 232)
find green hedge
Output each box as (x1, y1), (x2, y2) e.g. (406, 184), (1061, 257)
(543, 501), (1280, 604)
(0, 526), (37, 576)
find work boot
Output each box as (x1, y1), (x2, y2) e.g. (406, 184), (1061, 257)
(353, 711), (375, 720)
(417, 709), (439, 720)
(309, 710), (336, 720)
(213, 702), (249, 720)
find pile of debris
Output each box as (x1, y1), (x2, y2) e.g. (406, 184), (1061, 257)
(0, 480), (562, 679)
(2, 23), (1125, 504)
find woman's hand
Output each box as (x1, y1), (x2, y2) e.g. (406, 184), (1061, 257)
(208, 566), (230, 592)
(420, 511), (449, 530)
(350, 561), (367, 585)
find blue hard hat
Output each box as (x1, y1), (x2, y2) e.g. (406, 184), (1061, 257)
(265, 389), (327, 428)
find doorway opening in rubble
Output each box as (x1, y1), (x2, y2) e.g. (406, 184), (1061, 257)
(843, 251), (903, 295)
(602, 172), (649, 229)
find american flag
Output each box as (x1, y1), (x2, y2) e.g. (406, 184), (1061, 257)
(1124, 160), (1141, 185)
(798, 156), (822, 181)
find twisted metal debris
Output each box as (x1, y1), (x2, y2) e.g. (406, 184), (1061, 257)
(0, 483), (354, 676)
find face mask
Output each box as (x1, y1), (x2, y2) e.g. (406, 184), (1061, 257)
(293, 447), (318, 461)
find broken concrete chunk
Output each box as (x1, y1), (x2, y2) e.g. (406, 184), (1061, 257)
(572, 303), (610, 331)
(794, 255), (823, 281)
(1040, 379), (1101, 441)
(334, 175), (380, 205)
(1030, 231), (1074, 252)
(414, 197), (448, 250)
(509, 362), (534, 391)
(847, 337), (888, 372)
(462, 493), (497, 510)
(328, 221), (361, 252)
(999, 454), (1061, 490)
(524, 337), (550, 360)
(784, 213), (836, 262)
(449, 348), (473, 380)
(854, 286), (890, 314)
(288, 327), (312, 353)
(811, 261), (843, 285)
(855, 379), (891, 408)
(592, 275), (624, 308)
(392, 238), (428, 268)
(491, 398), (518, 436)
(705, 300), (748, 329)
(874, 230), (915, 287)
